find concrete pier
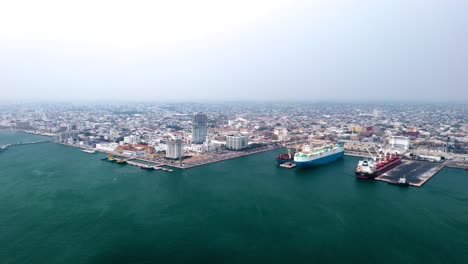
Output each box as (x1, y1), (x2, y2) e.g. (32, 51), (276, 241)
(125, 160), (173, 172)
(375, 160), (445, 187)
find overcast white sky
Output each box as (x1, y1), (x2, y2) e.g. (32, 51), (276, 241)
(0, 0), (467, 102)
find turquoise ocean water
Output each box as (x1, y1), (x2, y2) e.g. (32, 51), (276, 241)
(0, 131), (467, 263)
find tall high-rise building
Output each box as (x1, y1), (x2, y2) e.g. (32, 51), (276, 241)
(192, 112), (208, 144)
(166, 139), (183, 159)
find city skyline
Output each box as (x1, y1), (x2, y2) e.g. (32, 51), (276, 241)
(1, 0), (467, 102)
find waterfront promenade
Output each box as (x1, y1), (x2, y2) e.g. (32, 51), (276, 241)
(61, 142), (282, 170)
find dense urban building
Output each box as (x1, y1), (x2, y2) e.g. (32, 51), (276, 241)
(192, 112), (208, 144)
(0, 102), (466, 156)
(226, 135), (248, 150)
(166, 139), (183, 159)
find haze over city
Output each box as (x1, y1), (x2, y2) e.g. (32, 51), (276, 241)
(1, 2), (468, 263)
(1, 0), (467, 102)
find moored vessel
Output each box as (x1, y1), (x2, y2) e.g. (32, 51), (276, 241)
(276, 148), (294, 166)
(355, 150), (402, 179)
(116, 158), (127, 165)
(102, 154), (117, 162)
(293, 142), (344, 168)
(82, 149), (96, 154)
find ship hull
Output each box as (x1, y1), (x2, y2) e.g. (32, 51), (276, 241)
(355, 158), (402, 179)
(295, 151), (344, 168)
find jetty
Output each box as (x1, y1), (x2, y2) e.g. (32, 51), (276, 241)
(1, 140), (51, 150)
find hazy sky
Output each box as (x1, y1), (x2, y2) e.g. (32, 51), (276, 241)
(1, 0), (467, 102)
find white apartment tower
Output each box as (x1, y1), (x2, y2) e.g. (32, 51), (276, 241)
(192, 112), (208, 144)
(166, 139), (183, 159)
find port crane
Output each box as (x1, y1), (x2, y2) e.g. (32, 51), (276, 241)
(365, 147), (378, 161)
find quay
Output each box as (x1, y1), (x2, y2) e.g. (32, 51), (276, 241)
(60, 142), (281, 170)
(169, 144), (281, 169)
(375, 160), (445, 187)
(444, 160), (468, 170)
(125, 160), (173, 172)
(100, 154), (174, 172)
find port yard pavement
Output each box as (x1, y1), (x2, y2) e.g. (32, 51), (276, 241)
(173, 144), (281, 169)
(376, 160), (445, 187)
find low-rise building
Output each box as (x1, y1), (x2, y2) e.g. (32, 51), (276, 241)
(96, 142), (119, 152)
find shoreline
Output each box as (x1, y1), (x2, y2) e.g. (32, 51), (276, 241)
(58, 142), (282, 170)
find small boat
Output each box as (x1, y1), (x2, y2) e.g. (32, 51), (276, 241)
(82, 149), (96, 154)
(103, 154), (117, 162)
(388, 175), (409, 186)
(140, 166), (155, 170)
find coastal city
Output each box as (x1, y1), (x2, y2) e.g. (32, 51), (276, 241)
(2, 0), (468, 262)
(1, 102), (466, 184)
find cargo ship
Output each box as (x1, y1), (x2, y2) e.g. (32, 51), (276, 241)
(276, 148), (294, 166)
(294, 142), (344, 168)
(355, 151), (402, 179)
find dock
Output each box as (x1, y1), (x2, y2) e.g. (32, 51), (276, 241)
(375, 160), (445, 187)
(121, 159), (173, 172)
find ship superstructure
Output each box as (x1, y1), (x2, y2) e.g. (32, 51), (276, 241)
(355, 148), (402, 179)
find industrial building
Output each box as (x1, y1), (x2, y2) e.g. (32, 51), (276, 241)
(389, 136), (411, 150)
